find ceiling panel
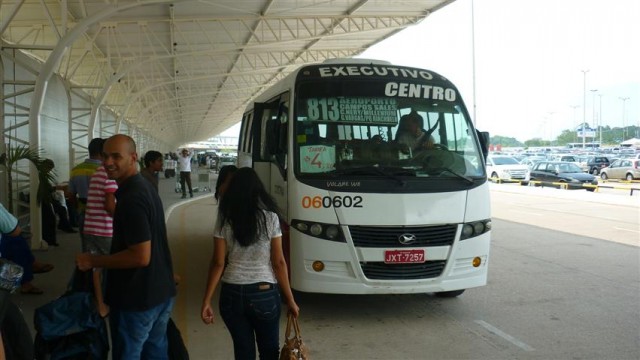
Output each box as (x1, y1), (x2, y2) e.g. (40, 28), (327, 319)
(1, 0), (455, 147)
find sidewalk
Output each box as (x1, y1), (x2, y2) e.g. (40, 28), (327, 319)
(11, 168), (218, 351)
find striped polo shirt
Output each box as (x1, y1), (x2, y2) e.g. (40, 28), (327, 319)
(83, 166), (118, 237)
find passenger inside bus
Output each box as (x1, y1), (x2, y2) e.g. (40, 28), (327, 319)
(395, 110), (435, 153)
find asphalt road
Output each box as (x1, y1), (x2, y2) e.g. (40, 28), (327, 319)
(16, 180), (640, 359)
(182, 183), (639, 359)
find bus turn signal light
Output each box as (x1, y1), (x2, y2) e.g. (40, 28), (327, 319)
(312, 261), (325, 272)
(472, 257), (482, 267)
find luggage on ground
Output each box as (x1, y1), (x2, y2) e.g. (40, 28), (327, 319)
(33, 268), (109, 360)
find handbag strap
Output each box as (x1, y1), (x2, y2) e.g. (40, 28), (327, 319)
(284, 312), (302, 340)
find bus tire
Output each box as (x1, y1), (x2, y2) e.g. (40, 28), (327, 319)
(435, 289), (465, 298)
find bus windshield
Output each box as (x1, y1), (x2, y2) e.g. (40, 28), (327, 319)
(294, 78), (485, 180)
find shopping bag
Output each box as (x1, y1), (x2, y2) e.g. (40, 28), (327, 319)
(279, 312), (309, 360)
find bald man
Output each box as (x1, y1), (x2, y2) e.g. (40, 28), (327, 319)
(76, 134), (176, 359)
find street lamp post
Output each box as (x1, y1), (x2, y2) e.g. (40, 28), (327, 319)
(590, 89), (598, 145)
(581, 70), (589, 148)
(597, 94), (603, 145)
(619, 96), (630, 141)
(546, 111), (555, 146)
(570, 105), (580, 142)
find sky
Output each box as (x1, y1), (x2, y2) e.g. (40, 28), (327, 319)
(223, 0), (639, 143)
(359, 0), (640, 143)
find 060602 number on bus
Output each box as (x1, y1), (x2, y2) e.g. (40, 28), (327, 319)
(301, 195), (363, 209)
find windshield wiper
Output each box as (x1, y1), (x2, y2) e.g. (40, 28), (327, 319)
(427, 167), (474, 184)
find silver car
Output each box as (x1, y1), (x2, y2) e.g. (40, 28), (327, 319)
(600, 159), (640, 181)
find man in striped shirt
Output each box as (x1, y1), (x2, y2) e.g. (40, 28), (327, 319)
(68, 138), (105, 232)
(83, 164), (117, 317)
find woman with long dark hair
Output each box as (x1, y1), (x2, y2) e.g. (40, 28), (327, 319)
(214, 165), (237, 201)
(201, 167), (299, 360)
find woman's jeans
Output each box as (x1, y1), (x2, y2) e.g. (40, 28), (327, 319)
(109, 297), (175, 360)
(220, 282), (281, 360)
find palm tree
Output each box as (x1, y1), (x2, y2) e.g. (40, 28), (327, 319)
(0, 145), (55, 213)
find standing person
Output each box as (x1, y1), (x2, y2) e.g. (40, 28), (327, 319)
(76, 134), (176, 359)
(177, 148), (193, 199)
(201, 167), (299, 360)
(40, 159), (75, 247)
(68, 138), (105, 233)
(83, 163), (118, 317)
(141, 150), (164, 192)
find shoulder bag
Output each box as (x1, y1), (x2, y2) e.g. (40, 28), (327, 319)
(280, 312), (309, 360)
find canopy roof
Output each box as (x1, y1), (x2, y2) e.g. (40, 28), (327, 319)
(1, 0), (455, 147)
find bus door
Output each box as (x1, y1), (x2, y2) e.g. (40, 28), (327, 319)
(245, 94), (289, 217)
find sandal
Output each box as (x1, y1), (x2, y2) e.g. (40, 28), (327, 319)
(33, 263), (54, 274)
(20, 285), (44, 295)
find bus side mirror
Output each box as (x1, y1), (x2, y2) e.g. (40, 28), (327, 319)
(477, 130), (490, 160)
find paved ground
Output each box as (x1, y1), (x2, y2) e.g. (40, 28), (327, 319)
(10, 172), (640, 359)
(12, 167), (217, 346)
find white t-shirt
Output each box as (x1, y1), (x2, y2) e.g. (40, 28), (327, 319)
(177, 153), (192, 172)
(214, 210), (282, 284)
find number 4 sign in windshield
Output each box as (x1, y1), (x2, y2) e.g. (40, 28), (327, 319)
(300, 145), (336, 173)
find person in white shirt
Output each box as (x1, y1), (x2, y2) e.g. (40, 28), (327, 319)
(200, 167), (299, 360)
(177, 148), (193, 198)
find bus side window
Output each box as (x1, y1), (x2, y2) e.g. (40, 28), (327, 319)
(265, 101), (289, 176)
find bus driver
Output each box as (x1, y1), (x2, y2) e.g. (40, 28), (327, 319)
(396, 110), (435, 154)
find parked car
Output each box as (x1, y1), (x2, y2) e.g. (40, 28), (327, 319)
(575, 156), (590, 172)
(559, 155), (578, 162)
(520, 156), (546, 170)
(217, 155), (237, 171)
(585, 156), (610, 175)
(599, 159), (640, 181)
(486, 155), (530, 185)
(530, 161), (597, 191)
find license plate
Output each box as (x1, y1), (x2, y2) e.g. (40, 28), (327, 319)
(384, 249), (425, 264)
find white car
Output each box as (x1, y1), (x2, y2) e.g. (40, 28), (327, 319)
(486, 155), (530, 185)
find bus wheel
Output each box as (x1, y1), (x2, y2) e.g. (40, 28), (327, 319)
(435, 289), (465, 298)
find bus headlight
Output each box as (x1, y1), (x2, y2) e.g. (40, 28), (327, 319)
(310, 224), (323, 236)
(461, 224), (474, 239)
(291, 219), (346, 242)
(325, 226), (339, 240)
(460, 219), (491, 240)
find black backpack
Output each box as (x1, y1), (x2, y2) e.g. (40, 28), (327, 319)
(33, 268), (109, 360)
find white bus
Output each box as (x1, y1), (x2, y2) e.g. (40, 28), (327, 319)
(237, 59), (491, 296)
